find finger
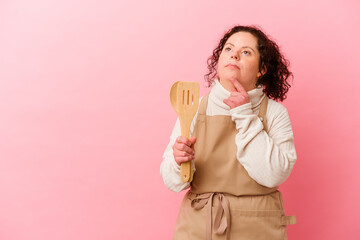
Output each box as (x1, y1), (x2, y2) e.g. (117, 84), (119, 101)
(231, 95), (249, 105)
(176, 136), (191, 146)
(189, 136), (197, 145)
(230, 78), (247, 94)
(174, 148), (194, 158)
(230, 91), (242, 97)
(225, 96), (239, 104)
(175, 156), (194, 165)
(223, 98), (230, 106)
(223, 98), (236, 108)
(173, 141), (195, 154)
(230, 93), (245, 101)
(175, 143), (195, 155)
(227, 83), (237, 92)
(232, 80), (246, 94)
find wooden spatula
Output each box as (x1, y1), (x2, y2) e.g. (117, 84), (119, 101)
(170, 81), (200, 183)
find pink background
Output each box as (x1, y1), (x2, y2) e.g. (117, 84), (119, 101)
(1, 0), (359, 239)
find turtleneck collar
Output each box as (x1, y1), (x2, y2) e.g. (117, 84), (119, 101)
(208, 78), (265, 110)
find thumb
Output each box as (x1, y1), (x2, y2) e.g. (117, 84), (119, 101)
(189, 136), (197, 145)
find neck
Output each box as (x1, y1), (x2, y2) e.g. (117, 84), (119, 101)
(218, 78), (256, 92)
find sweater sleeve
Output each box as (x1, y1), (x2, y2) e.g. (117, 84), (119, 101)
(160, 113), (198, 192)
(229, 101), (297, 188)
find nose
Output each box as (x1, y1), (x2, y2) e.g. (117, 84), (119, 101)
(231, 52), (239, 60)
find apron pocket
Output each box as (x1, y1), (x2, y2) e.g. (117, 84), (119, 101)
(230, 209), (286, 240)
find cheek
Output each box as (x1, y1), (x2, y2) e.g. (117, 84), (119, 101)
(244, 59), (260, 72)
(218, 54), (226, 66)
(217, 57), (226, 72)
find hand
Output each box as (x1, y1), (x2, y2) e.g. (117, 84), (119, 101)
(223, 78), (250, 109)
(172, 136), (197, 166)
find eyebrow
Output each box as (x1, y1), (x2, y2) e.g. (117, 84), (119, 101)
(225, 43), (256, 52)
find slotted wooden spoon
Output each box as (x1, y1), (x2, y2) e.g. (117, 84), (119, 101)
(170, 81), (200, 183)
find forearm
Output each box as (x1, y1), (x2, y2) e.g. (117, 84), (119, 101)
(230, 103), (297, 188)
(160, 148), (191, 192)
(160, 117), (197, 192)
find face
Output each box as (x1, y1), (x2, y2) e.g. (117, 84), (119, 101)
(217, 31), (265, 92)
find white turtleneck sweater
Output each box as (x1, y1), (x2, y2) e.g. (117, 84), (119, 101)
(160, 79), (297, 192)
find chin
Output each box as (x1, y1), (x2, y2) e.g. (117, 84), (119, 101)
(220, 74), (239, 82)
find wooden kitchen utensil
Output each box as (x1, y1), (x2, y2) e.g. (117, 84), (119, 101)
(169, 81), (200, 183)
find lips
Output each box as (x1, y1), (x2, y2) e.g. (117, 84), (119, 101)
(226, 64), (240, 70)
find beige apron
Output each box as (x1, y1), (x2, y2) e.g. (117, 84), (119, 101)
(173, 93), (296, 240)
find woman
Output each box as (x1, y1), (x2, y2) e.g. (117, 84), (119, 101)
(160, 25), (297, 240)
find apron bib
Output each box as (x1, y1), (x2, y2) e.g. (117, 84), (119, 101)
(173, 93), (296, 240)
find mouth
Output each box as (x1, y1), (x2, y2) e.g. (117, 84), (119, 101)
(225, 64), (240, 70)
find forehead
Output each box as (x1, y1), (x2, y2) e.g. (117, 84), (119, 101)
(225, 31), (258, 48)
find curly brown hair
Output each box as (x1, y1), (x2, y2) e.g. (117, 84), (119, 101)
(204, 25), (293, 102)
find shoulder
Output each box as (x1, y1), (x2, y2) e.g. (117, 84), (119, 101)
(198, 95), (205, 107)
(267, 98), (289, 116)
(266, 98), (292, 133)
(198, 93), (210, 107)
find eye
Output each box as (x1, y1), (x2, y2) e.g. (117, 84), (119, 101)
(224, 47), (232, 52)
(242, 50), (251, 55)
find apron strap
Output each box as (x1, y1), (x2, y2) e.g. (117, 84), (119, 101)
(281, 215), (297, 225)
(258, 96), (268, 132)
(198, 93), (210, 115)
(190, 192), (231, 240)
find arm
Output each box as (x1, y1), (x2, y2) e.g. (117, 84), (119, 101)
(230, 101), (297, 187)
